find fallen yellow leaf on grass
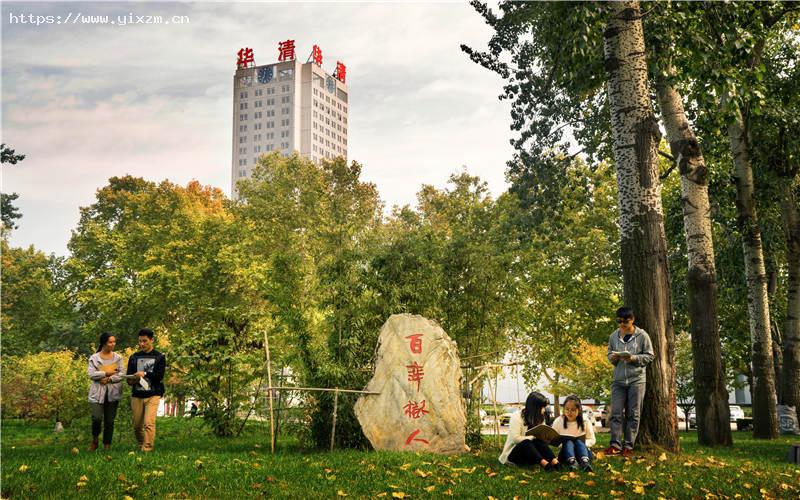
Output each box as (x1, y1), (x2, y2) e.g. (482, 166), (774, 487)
(503, 475), (514, 481)
(414, 469), (430, 478)
(658, 452), (667, 462)
(399, 463), (412, 470)
(518, 480), (529, 485)
(585, 480), (596, 487)
(391, 492), (406, 499)
(79, 475), (89, 482)
(595, 451), (606, 460)
(71, 447), (79, 454)
(376, 493), (387, 498)
(743, 483), (752, 489)
(633, 485), (645, 494)
(487, 472), (498, 478)
(18, 465), (29, 473)
(424, 485), (436, 492)
(337, 490), (348, 497)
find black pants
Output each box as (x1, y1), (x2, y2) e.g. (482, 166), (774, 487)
(90, 395), (119, 445)
(508, 438), (555, 466)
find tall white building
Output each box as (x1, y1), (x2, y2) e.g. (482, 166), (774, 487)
(231, 47), (349, 198)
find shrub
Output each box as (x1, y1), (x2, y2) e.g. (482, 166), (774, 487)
(1, 351), (90, 424)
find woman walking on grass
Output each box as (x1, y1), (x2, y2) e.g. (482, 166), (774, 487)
(87, 332), (124, 451)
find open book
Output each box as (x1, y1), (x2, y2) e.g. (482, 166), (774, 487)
(525, 424), (585, 445)
(612, 351), (633, 358)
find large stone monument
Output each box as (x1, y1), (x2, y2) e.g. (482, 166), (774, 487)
(354, 314), (468, 454)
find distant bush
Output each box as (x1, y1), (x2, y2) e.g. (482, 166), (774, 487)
(1, 351), (90, 424)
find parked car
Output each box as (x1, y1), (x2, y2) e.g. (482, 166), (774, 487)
(688, 409), (696, 428)
(729, 405), (745, 422)
(676, 406), (686, 424)
(597, 405), (610, 427)
(499, 406), (520, 426)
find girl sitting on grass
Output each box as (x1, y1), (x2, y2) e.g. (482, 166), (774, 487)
(551, 394), (595, 472)
(498, 391), (560, 471)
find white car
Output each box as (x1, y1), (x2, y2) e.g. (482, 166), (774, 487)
(729, 405), (745, 422)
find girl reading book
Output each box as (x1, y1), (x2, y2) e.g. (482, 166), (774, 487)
(498, 391), (560, 471)
(551, 394), (595, 472)
(87, 333), (124, 451)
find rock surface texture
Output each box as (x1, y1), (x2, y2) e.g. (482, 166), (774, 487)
(355, 314), (468, 454)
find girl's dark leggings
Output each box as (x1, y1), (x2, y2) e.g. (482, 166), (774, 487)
(89, 397), (119, 445)
(508, 438), (555, 466)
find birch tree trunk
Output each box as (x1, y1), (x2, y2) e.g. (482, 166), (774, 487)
(780, 182), (800, 417)
(727, 99), (779, 439)
(656, 78), (732, 447)
(604, 0), (678, 451)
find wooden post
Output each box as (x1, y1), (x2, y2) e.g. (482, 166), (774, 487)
(493, 370), (500, 447)
(263, 331), (275, 454)
(330, 388), (339, 452)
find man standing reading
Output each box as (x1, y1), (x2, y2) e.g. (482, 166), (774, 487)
(127, 328), (166, 452)
(604, 307), (653, 458)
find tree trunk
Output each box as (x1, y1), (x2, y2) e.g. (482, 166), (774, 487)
(655, 78), (732, 447)
(780, 182), (800, 414)
(603, 1), (679, 451)
(727, 99), (779, 439)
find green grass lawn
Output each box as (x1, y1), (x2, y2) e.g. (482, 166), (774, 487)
(2, 418), (798, 499)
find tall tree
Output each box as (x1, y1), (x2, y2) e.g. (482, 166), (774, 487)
(602, 0), (679, 450)
(654, 73), (732, 446)
(1, 143), (26, 230)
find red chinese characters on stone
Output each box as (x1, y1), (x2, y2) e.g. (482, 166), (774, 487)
(237, 47), (254, 68)
(278, 39), (296, 62)
(311, 44), (323, 65)
(404, 429), (430, 446)
(405, 334), (423, 354)
(403, 400), (429, 419)
(406, 361), (424, 392)
(335, 61), (346, 83)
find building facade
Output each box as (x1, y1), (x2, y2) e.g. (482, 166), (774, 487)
(231, 51), (349, 199)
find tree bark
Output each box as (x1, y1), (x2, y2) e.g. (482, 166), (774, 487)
(726, 98), (779, 439)
(604, 1), (679, 451)
(780, 182), (800, 414)
(656, 78), (732, 447)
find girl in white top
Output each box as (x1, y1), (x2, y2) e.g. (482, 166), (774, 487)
(498, 391), (560, 471)
(551, 394), (596, 472)
(87, 333), (124, 451)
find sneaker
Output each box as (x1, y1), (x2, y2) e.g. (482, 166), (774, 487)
(580, 462), (594, 473)
(87, 440), (98, 452)
(603, 445), (622, 455)
(622, 447), (633, 458)
(569, 462), (579, 471)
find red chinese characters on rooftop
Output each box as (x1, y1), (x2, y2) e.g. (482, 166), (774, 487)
(311, 44), (323, 65)
(278, 39), (296, 62)
(237, 47), (255, 68)
(335, 61), (346, 84)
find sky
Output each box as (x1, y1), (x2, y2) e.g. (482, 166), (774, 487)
(1, 1), (514, 256)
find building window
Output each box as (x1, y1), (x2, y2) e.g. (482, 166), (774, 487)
(267, 110), (275, 117)
(255, 101), (263, 108)
(239, 158), (247, 166)
(239, 125), (247, 132)
(240, 113), (248, 121)
(281, 96), (290, 104)
(281, 84), (290, 92)
(255, 89), (263, 97)
(239, 91), (248, 99)
(254, 122), (262, 130)
(267, 121), (274, 129)
(282, 107), (289, 115)
(267, 132), (275, 139)
(281, 141), (289, 149)
(255, 134), (262, 142)
(267, 98), (275, 106)
(266, 144), (274, 151)
(239, 102), (248, 110)
(279, 69), (294, 80)
(281, 119), (290, 127)
(254, 145), (262, 153)
(239, 136), (247, 143)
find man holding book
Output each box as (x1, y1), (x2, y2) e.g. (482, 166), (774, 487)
(604, 307), (653, 457)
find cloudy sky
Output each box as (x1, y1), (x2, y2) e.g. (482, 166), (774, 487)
(2, 1), (513, 256)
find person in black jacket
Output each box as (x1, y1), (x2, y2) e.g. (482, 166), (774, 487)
(126, 328), (166, 452)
